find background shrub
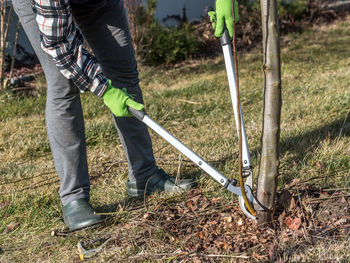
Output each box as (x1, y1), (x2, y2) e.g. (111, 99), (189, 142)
(124, 0), (198, 65)
(135, 22), (198, 65)
(125, 0), (344, 65)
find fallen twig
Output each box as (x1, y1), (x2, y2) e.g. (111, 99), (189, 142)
(126, 252), (184, 260)
(192, 253), (250, 259)
(177, 98), (201, 105)
(322, 187), (350, 192)
(175, 153), (183, 185)
(297, 187), (311, 242)
(0, 170), (56, 186)
(51, 230), (70, 237)
(142, 221), (177, 242)
(307, 194), (350, 203)
(153, 144), (170, 155)
(285, 168), (350, 190)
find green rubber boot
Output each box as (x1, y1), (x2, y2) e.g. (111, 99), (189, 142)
(62, 199), (104, 231)
(126, 169), (197, 197)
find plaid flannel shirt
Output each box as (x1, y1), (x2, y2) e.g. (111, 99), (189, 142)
(31, 0), (108, 96)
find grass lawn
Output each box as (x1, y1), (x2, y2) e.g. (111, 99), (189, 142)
(0, 16), (349, 262)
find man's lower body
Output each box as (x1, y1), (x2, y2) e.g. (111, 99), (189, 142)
(13, 0), (196, 231)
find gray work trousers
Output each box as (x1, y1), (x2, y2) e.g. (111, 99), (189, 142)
(12, 0), (158, 205)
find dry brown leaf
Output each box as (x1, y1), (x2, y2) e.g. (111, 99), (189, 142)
(211, 197), (221, 204)
(153, 204), (160, 211)
(252, 251), (266, 260)
(185, 201), (193, 209)
(289, 197), (296, 210)
(278, 211), (286, 225)
(223, 216), (232, 223)
(259, 237), (268, 243)
(285, 216), (302, 231)
(190, 205), (198, 212)
(187, 189), (201, 198)
(187, 194), (201, 204)
(200, 202), (210, 210)
(142, 213), (149, 219)
(320, 191), (330, 198)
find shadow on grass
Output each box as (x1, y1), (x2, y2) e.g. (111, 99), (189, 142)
(153, 118), (349, 185)
(280, 114), (349, 159)
(207, 113), (350, 186)
(95, 170), (203, 214)
(95, 196), (145, 214)
(278, 113), (350, 182)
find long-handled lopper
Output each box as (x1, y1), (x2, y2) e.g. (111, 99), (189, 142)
(128, 29), (258, 221)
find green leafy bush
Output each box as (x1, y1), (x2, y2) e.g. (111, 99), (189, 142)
(125, 0), (198, 65)
(238, 0), (308, 19)
(126, 0), (337, 63)
(136, 22), (198, 65)
(278, 0), (308, 20)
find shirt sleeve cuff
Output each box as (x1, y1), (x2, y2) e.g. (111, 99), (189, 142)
(92, 77), (109, 97)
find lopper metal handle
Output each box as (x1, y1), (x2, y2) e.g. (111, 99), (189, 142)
(128, 107), (239, 190)
(220, 26), (257, 218)
(220, 29), (231, 46)
(128, 107), (146, 121)
(219, 29), (252, 172)
(127, 72), (257, 220)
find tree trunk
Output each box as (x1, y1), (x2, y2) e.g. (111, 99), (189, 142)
(256, 0), (282, 224)
(0, 0), (6, 90)
(0, 0), (12, 91)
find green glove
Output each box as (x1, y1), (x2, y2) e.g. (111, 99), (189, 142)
(102, 80), (144, 117)
(208, 0), (239, 39)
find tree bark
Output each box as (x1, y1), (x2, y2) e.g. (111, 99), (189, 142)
(9, 21), (20, 80)
(0, 0), (12, 91)
(256, 0), (282, 224)
(0, 0), (6, 90)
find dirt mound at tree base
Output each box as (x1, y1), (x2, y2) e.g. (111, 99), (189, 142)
(81, 187), (349, 262)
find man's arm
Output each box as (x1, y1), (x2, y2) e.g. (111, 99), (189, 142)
(30, 0), (108, 96)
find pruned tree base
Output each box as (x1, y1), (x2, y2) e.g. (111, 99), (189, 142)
(256, 210), (273, 226)
(256, 0), (282, 224)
